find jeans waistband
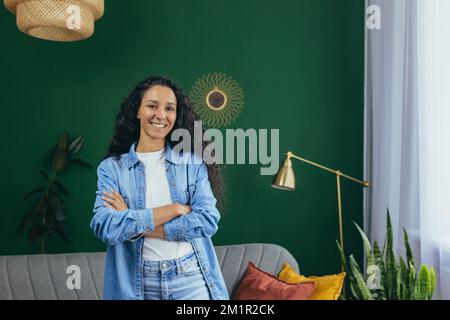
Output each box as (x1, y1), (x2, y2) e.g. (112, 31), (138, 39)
(143, 250), (196, 274)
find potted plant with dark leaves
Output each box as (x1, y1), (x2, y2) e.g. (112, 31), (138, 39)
(19, 132), (92, 253)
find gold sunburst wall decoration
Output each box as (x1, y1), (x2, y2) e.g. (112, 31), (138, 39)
(189, 73), (244, 128)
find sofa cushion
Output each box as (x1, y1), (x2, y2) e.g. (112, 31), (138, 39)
(233, 261), (315, 300)
(278, 262), (345, 300)
(215, 243), (300, 298)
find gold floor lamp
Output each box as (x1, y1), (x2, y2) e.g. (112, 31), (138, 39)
(271, 151), (370, 272)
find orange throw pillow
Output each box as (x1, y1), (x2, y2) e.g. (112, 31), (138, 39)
(233, 261), (315, 300)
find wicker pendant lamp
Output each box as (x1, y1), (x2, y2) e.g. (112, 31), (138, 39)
(4, 0), (104, 41)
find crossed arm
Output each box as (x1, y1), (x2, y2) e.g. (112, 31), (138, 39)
(101, 190), (189, 239)
(90, 160), (220, 245)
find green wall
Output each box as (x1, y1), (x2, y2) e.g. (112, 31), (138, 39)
(0, 0), (364, 276)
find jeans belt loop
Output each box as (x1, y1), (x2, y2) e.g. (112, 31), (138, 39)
(176, 258), (182, 275)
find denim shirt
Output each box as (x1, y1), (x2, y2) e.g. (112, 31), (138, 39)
(90, 141), (229, 300)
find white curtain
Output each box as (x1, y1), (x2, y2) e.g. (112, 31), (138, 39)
(365, 0), (450, 299)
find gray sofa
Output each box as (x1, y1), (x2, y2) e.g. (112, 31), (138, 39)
(0, 243), (299, 300)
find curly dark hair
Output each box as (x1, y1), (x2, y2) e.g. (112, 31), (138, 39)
(104, 75), (225, 208)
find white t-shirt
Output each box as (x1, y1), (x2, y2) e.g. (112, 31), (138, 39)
(136, 147), (193, 261)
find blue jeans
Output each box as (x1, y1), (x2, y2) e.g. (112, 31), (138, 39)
(143, 250), (211, 300)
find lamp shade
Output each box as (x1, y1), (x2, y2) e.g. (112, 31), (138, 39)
(271, 156), (296, 191)
(4, 0), (104, 41)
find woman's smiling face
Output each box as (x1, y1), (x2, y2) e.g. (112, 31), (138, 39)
(137, 85), (177, 142)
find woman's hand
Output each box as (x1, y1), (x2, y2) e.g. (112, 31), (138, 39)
(144, 205), (191, 239)
(151, 203), (192, 229)
(173, 203), (192, 216)
(102, 190), (128, 211)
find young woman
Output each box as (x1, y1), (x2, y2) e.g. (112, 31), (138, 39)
(90, 76), (229, 300)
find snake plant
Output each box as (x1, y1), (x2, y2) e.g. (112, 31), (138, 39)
(337, 209), (436, 300)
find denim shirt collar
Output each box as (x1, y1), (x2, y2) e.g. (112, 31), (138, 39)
(127, 140), (176, 169)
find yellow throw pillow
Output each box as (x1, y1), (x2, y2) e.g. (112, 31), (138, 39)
(278, 262), (345, 300)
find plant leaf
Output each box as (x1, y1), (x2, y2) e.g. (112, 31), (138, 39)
(337, 240), (356, 281)
(372, 241), (386, 299)
(48, 193), (66, 222)
(385, 209), (398, 299)
(353, 221), (372, 258)
(409, 261), (416, 299)
(418, 265), (431, 300)
(54, 223), (68, 243)
(58, 131), (68, 151)
(396, 263), (402, 299)
(399, 256), (410, 298)
(68, 136), (84, 154)
(336, 240), (349, 275)
(336, 239), (353, 298)
(38, 170), (49, 182)
(350, 281), (363, 300)
(52, 149), (67, 172)
(403, 228), (414, 270)
(27, 224), (51, 242)
(381, 232), (387, 261)
(49, 190), (65, 204)
(400, 282), (408, 300)
(349, 255), (373, 300)
(18, 207), (37, 232)
(429, 267), (436, 299)
(69, 158), (92, 169)
(52, 180), (70, 196)
(24, 187), (45, 200)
